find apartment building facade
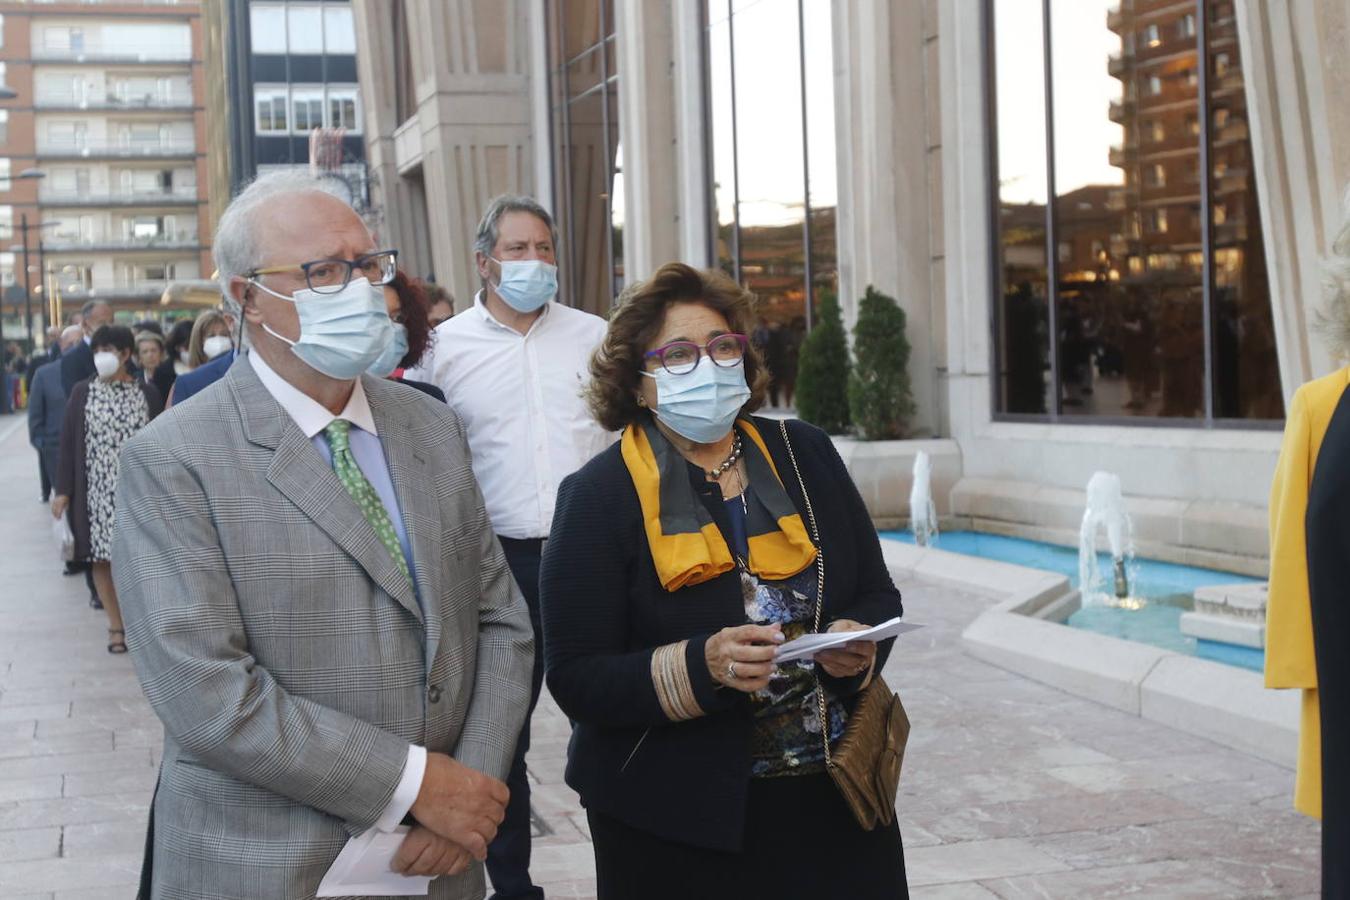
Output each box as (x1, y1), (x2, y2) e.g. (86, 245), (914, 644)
(0, 0), (211, 336)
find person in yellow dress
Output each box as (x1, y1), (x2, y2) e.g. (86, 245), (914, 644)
(1267, 194), (1350, 897)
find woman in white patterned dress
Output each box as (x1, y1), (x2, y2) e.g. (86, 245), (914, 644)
(53, 325), (163, 653)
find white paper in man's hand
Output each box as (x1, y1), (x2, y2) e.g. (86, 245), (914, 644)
(774, 617), (922, 664)
(316, 825), (434, 897)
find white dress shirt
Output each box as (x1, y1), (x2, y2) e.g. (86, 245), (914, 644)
(248, 351), (425, 830)
(424, 292), (612, 539)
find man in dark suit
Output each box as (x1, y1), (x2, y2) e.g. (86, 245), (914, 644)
(60, 300), (112, 396)
(28, 325), (82, 502)
(166, 344), (235, 407)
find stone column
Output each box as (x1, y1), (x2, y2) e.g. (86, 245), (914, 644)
(1237, 0), (1350, 395)
(834, 0), (942, 438)
(352, 0), (541, 312)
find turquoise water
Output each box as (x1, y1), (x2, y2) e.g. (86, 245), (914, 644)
(880, 529), (1264, 671)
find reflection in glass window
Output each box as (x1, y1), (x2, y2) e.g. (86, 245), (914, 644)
(293, 95), (323, 132)
(286, 6), (324, 54)
(705, 0), (838, 411)
(547, 0), (622, 312)
(991, 0), (1051, 414)
(323, 6), (356, 54)
(989, 0), (1282, 423)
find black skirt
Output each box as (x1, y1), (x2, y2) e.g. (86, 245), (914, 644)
(587, 772), (908, 899)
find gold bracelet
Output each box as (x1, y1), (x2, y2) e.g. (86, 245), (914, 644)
(651, 640), (703, 721)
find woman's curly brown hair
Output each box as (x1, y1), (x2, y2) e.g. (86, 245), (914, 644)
(586, 262), (769, 431)
(389, 271), (433, 368)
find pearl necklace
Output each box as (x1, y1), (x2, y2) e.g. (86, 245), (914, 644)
(707, 434), (743, 480)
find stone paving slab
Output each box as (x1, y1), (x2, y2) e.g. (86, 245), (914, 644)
(0, 413), (1322, 897)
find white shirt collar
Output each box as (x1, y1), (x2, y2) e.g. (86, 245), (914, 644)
(473, 289), (550, 335)
(248, 350), (377, 439)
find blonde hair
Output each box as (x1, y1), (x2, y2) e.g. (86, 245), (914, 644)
(1316, 185), (1350, 359)
(187, 310), (231, 369)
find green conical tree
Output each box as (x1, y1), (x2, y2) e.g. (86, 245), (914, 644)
(848, 285), (916, 440)
(794, 290), (852, 434)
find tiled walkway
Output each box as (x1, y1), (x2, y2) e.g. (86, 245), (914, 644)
(0, 412), (1320, 898)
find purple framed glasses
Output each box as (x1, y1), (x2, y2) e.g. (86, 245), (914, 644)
(644, 333), (749, 375)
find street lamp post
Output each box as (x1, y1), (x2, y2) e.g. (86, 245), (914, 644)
(0, 169), (49, 348)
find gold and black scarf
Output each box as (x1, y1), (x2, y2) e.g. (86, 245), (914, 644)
(621, 417), (818, 592)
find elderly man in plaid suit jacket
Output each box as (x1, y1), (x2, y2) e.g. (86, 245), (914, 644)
(112, 171), (535, 900)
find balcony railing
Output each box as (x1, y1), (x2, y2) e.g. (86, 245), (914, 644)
(55, 280), (176, 302)
(1108, 50), (1131, 78)
(36, 140), (196, 158)
(32, 45), (192, 63)
(1108, 97), (1135, 124)
(39, 187), (198, 206)
(34, 92), (194, 110)
(43, 233), (200, 251)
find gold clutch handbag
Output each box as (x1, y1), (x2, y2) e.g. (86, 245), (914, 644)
(778, 420), (911, 830)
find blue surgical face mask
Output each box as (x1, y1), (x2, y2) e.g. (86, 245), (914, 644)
(641, 358), (752, 444)
(367, 322), (409, 378)
(252, 276), (394, 381)
(492, 258), (558, 313)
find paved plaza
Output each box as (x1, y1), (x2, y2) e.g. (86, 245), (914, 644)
(0, 412), (1321, 898)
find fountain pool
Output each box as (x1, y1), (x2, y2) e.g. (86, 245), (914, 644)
(880, 529), (1264, 671)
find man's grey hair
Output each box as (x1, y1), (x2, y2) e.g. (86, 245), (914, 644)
(473, 194), (559, 260)
(80, 299), (108, 318)
(213, 169), (355, 316)
(1317, 185), (1350, 359)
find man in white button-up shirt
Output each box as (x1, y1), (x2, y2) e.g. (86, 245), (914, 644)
(427, 195), (610, 900)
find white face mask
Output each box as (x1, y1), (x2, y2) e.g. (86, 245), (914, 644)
(491, 258), (558, 313)
(203, 335), (233, 359)
(179, 349), (190, 365)
(251, 276), (394, 381)
(93, 351), (122, 380)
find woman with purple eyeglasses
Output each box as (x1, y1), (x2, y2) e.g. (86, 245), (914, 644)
(539, 262), (907, 898)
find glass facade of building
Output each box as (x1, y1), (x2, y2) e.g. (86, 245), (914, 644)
(989, 0), (1282, 423)
(547, 0), (623, 312)
(704, 0), (836, 409)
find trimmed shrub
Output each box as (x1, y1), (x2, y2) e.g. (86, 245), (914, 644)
(794, 290), (852, 434)
(848, 285), (916, 440)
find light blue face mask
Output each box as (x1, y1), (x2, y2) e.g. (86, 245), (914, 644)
(253, 276), (394, 381)
(641, 358), (752, 444)
(492, 258), (558, 313)
(367, 322), (408, 378)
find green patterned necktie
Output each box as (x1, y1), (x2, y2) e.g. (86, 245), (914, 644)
(324, 418), (413, 589)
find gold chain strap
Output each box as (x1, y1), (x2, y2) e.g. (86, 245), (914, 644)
(777, 420), (832, 768)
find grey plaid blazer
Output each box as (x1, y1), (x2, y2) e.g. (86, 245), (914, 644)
(112, 357), (534, 900)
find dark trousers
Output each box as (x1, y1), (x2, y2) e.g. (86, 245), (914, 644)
(37, 444), (56, 501)
(488, 536), (546, 900)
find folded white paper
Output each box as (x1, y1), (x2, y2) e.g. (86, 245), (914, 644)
(774, 617), (922, 664)
(316, 825), (434, 897)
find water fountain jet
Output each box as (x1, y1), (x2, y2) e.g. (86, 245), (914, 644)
(910, 451), (939, 547)
(1079, 471), (1136, 606)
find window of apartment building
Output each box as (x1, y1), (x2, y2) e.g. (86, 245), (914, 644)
(292, 92), (324, 132)
(250, 4), (287, 54)
(323, 6), (356, 54)
(1179, 13), (1197, 39)
(46, 121), (87, 150)
(0, 111), (7, 146)
(1141, 23), (1160, 48)
(0, 15), (5, 50)
(329, 93), (359, 131)
(44, 26), (84, 52)
(704, 0), (837, 397)
(1148, 120), (1165, 143)
(546, 0), (623, 311)
(256, 91), (288, 133)
(988, 0), (1282, 423)
(251, 2), (357, 55)
(0, 160), (10, 186)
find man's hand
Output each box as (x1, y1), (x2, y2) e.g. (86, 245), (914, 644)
(392, 825), (472, 878)
(408, 752), (509, 861)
